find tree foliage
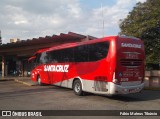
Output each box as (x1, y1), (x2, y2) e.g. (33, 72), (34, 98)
(119, 0), (160, 63)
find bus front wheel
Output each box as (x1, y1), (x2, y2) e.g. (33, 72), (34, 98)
(37, 76), (43, 86)
(73, 80), (83, 96)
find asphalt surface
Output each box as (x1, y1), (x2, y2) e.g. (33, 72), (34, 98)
(0, 80), (159, 119)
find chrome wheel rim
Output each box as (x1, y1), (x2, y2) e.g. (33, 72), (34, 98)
(75, 83), (81, 93)
(38, 77), (41, 84)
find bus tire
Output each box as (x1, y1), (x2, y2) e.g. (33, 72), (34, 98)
(73, 80), (83, 96)
(37, 75), (43, 86)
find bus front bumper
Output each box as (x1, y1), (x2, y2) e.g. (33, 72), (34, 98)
(109, 82), (145, 95)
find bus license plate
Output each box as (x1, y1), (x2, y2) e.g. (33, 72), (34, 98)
(129, 89), (136, 93)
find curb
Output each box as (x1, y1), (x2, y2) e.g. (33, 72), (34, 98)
(2, 78), (160, 90)
(0, 79), (14, 81)
(144, 87), (160, 90)
(14, 79), (37, 86)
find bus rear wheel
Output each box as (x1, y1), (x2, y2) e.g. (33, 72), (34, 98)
(73, 80), (84, 96)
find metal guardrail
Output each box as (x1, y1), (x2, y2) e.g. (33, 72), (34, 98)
(145, 71), (160, 89)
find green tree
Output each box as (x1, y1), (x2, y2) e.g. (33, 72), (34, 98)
(119, 0), (160, 64)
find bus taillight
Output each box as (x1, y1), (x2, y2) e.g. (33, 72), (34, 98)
(112, 72), (121, 85)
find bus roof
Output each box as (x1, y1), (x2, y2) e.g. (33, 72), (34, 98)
(46, 36), (116, 52)
(34, 48), (50, 54)
(33, 35), (140, 54)
(28, 56), (36, 62)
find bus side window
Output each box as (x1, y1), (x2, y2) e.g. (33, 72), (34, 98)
(88, 41), (109, 61)
(61, 48), (74, 62)
(46, 52), (53, 63)
(74, 45), (89, 62)
(47, 48), (74, 63)
(47, 50), (62, 63)
(39, 52), (49, 64)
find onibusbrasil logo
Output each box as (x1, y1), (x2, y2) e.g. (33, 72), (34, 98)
(1, 111), (42, 117)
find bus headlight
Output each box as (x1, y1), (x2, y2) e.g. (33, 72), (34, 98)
(32, 73), (34, 76)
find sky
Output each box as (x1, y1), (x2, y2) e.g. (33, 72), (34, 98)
(0, 0), (146, 43)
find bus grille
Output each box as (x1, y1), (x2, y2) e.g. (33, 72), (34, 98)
(120, 59), (142, 66)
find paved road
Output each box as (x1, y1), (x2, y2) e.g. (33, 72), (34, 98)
(0, 80), (159, 119)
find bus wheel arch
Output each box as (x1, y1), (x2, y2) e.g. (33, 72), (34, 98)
(72, 78), (84, 96)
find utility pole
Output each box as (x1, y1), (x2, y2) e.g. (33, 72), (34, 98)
(0, 30), (2, 45)
(101, 3), (104, 37)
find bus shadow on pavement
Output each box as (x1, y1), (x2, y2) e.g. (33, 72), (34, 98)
(104, 90), (160, 102)
(50, 86), (160, 102)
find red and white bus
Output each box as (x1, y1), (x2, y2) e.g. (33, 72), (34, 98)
(29, 36), (145, 96)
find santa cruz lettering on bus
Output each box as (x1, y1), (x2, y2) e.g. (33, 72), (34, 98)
(121, 43), (141, 49)
(44, 65), (69, 72)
